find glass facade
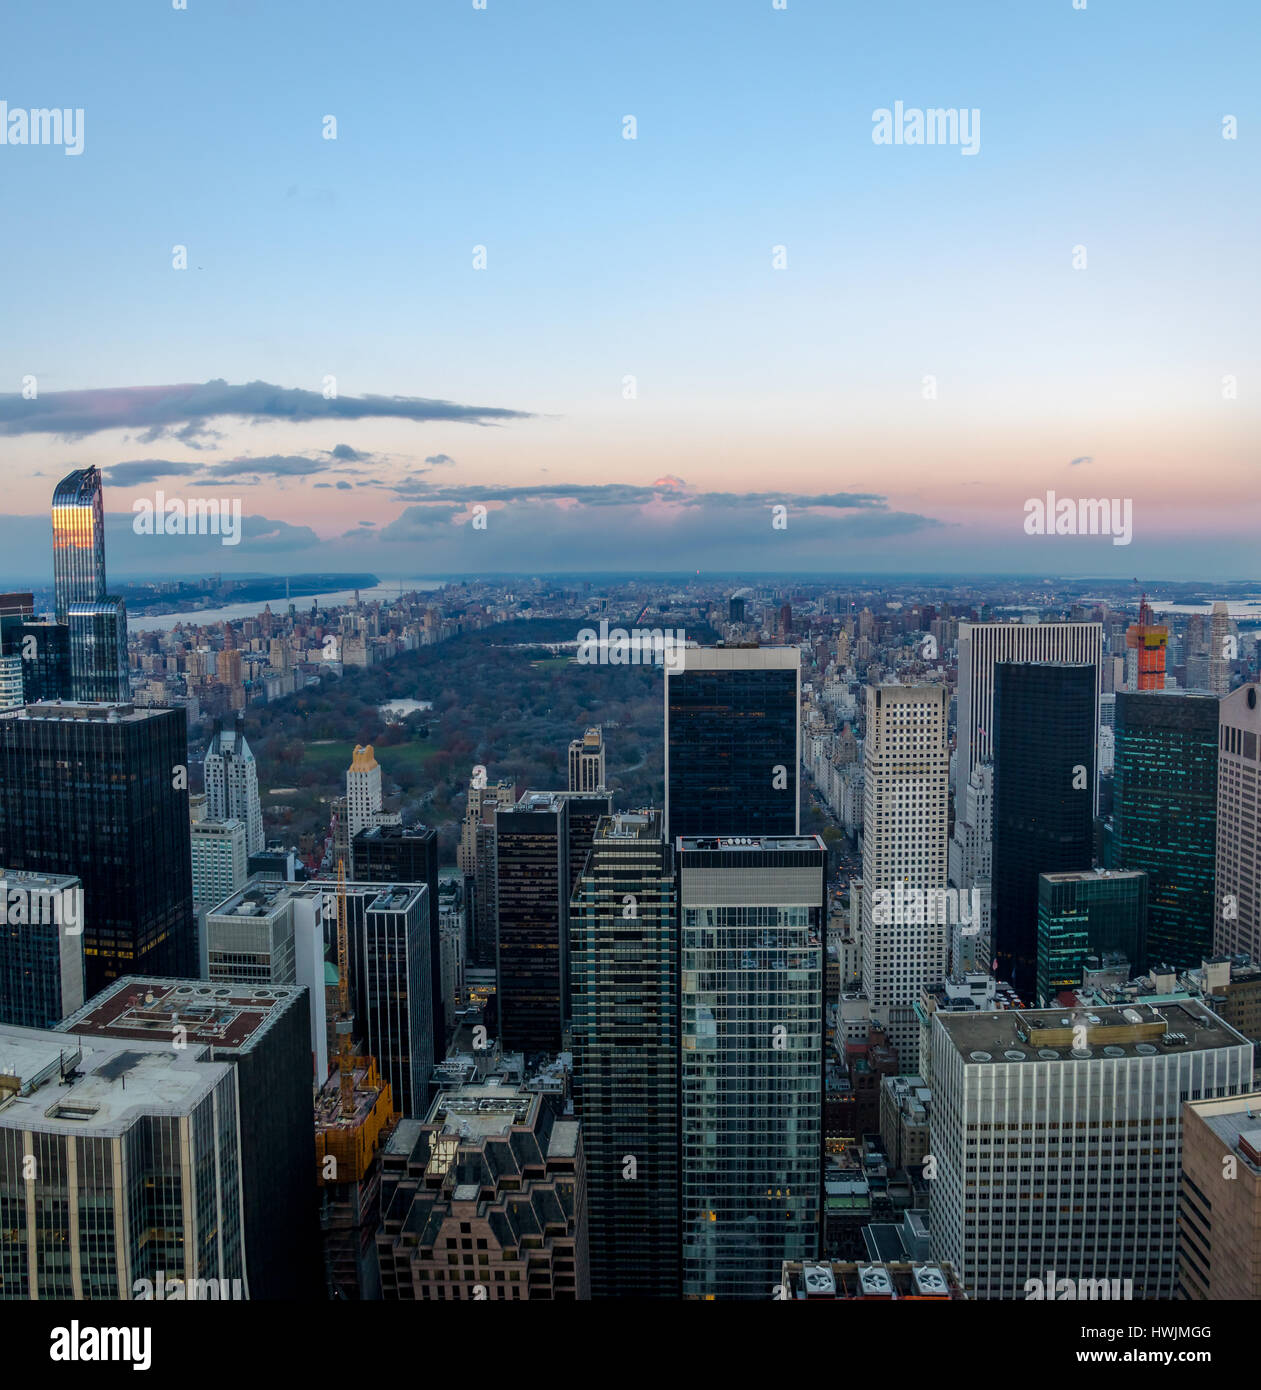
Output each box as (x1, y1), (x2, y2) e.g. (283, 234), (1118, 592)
(678, 841), (825, 1300)
(1112, 691), (1219, 970)
(570, 812), (679, 1298)
(51, 467), (107, 625)
(1035, 869), (1148, 1003)
(991, 662), (1097, 994)
(666, 660), (799, 841)
(495, 798), (568, 1055)
(67, 600), (129, 703)
(0, 705), (197, 995)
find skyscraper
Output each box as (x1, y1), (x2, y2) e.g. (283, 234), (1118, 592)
(677, 834), (825, 1300)
(665, 646), (800, 841)
(0, 701), (196, 994)
(991, 662), (1096, 994)
(346, 744), (385, 840)
(0, 1024), (247, 1299)
(929, 1001), (1252, 1300)
(569, 810), (679, 1298)
(351, 820), (443, 1065)
(1208, 601), (1233, 697)
(51, 467), (129, 703)
(1125, 597), (1168, 691)
(0, 869), (84, 1027)
(203, 713), (264, 855)
(1216, 683), (1261, 964)
(861, 683), (951, 1062)
(59, 976), (320, 1300)
(1179, 1091), (1261, 1300)
(568, 725), (606, 792)
(1113, 690), (1219, 971)
(51, 466), (108, 622)
(377, 1084), (590, 1300)
(956, 620), (1102, 809)
(1035, 868), (1147, 1003)
(495, 793), (568, 1054)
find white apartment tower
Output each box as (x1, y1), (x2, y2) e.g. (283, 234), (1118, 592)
(861, 683), (950, 1066)
(956, 621), (1103, 809)
(1216, 682), (1261, 962)
(347, 744), (384, 838)
(204, 714), (264, 854)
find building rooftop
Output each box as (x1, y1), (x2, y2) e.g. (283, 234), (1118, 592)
(676, 834), (826, 852)
(58, 976), (306, 1053)
(1186, 1092), (1261, 1173)
(0, 1025), (230, 1136)
(548, 1119), (580, 1160)
(426, 1084), (539, 1141)
(1, 701), (168, 725)
(937, 999), (1248, 1062)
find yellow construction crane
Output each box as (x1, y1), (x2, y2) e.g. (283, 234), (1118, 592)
(336, 857), (355, 1119)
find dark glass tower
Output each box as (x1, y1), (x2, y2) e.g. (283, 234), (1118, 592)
(665, 647), (800, 840)
(1036, 868), (1148, 1003)
(495, 793), (568, 1055)
(0, 702), (197, 994)
(67, 599), (129, 702)
(991, 662), (1096, 994)
(352, 821), (443, 1064)
(1112, 690), (1219, 970)
(569, 810), (678, 1298)
(51, 467), (128, 702)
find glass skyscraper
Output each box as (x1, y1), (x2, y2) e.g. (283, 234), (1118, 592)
(0, 702), (197, 994)
(991, 662), (1097, 994)
(677, 835), (825, 1300)
(50, 467), (128, 702)
(665, 647), (800, 841)
(570, 810), (679, 1298)
(1035, 868), (1148, 1003)
(1112, 690), (1219, 970)
(51, 467), (108, 623)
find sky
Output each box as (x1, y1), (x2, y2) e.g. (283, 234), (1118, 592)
(0, 0), (1257, 581)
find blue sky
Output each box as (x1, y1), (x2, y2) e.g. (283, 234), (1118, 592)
(1, 0), (1257, 579)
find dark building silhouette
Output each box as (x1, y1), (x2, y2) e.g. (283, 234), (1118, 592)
(570, 810), (679, 1298)
(991, 662), (1096, 994)
(353, 821), (443, 1063)
(496, 794), (568, 1054)
(665, 647), (800, 841)
(1112, 690), (1219, 970)
(0, 701), (196, 994)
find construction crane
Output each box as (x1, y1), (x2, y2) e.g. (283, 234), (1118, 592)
(336, 857), (355, 1119)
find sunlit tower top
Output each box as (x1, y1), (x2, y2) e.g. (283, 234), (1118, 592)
(52, 466), (108, 623)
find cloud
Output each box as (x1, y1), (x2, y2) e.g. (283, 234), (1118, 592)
(336, 480), (352, 490)
(104, 459), (201, 487)
(331, 443), (365, 460)
(0, 379), (534, 441)
(424, 453), (457, 467)
(1069, 456), (1093, 467)
(198, 454), (331, 480)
